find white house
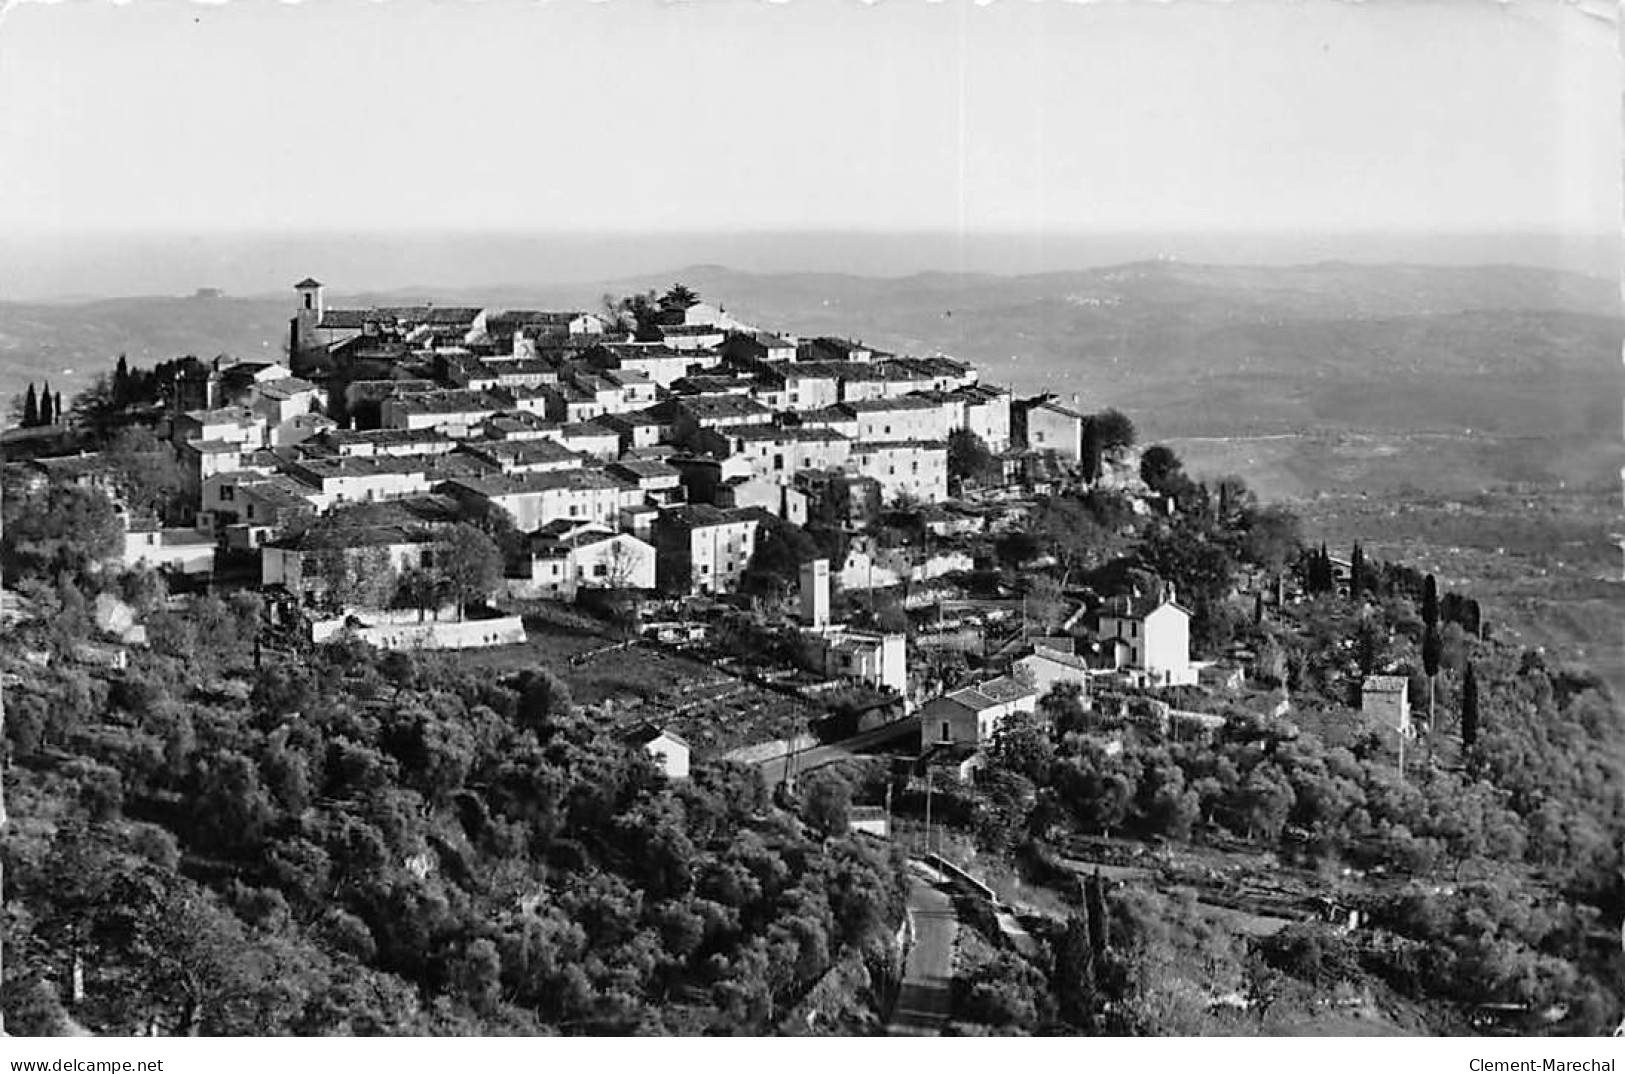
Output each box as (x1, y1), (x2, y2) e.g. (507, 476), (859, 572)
(518, 523), (656, 600)
(442, 470), (633, 533)
(1361, 675), (1412, 734)
(846, 440), (949, 504)
(1096, 591), (1196, 687)
(802, 627), (909, 700)
(627, 724), (690, 779)
(1013, 647), (1093, 701)
(918, 676), (1038, 747)
(119, 518), (217, 575)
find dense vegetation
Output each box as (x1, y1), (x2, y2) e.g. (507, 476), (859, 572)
(0, 484), (908, 1035)
(888, 451), (1625, 1036)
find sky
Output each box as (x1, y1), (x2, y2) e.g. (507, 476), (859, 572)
(0, 0), (1618, 295)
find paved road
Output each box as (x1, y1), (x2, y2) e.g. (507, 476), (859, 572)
(758, 716), (920, 785)
(887, 865), (958, 1036)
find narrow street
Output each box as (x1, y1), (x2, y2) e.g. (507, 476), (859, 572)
(886, 863), (959, 1036)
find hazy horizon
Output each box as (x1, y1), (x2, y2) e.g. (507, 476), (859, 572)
(3, 0), (1617, 301)
(2, 227), (1618, 304)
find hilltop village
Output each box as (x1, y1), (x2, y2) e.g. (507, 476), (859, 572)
(4, 281), (1619, 1038)
(7, 280), (1237, 753)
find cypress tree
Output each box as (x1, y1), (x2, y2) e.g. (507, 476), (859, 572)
(1085, 868), (1109, 962)
(1350, 542), (1365, 598)
(1461, 661), (1480, 749)
(1422, 622), (1442, 729)
(39, 381), (53, 426)
(54, 392), (64, 427)
(113, 355), (130, 404)
(21, 383), (38, 427)
(1053, 913), (1097, 1029)
(1422, 574), (1439, 627)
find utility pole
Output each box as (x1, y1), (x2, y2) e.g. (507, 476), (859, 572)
(1398, 715), (1406, 784)
(884, 777), (894, 839)
(923, 766), (934, 857)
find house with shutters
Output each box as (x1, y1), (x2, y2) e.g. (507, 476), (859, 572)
(651, 504), (763, 595)
(1096, 590), (1196, 686)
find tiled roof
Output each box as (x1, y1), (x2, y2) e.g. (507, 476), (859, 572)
(489, 310), (585, 328)
(387, 389), (508, 415)
(238, 475), (320, 510)
(318, 310), (373, 330)
(323, 427), (450, 447)
(976, 676), (1037, 703)
(657, 503), (760, 530)
(463, 438), (583, 467)
(624, 722), (687, 748)
(726, 423), (848, 443)
(561, 421), (618, 438)
(254, 377), (320, 400)
(848, 439), (948, 454)
(447, 469), (627, 498)
(272, 522), (442, 552)
(185, 439), (245, 455)
(838, 396), (942, 415)
(1100, 594), (1189, 619)
(677, 394), (773, 421)
(607, 459), (681, 482)
(183, 406), (258, 425)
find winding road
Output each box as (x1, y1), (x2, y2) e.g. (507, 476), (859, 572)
(886, 862), (959, 1036)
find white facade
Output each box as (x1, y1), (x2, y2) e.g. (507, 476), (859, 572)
(521, 529), (657, 599)
(806, 628), (908, 698)
(1098, 598), (1195, 687)
(840, 399), (951, 443)
(1361, 675), (1412, 734)
(799, 558), (831, 628)
(847, 441), (949, 504)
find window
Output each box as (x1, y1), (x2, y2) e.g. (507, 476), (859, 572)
(593, 564), (606, 577)
(940, 721), (952, 743)
(1036, 431), (1046, 443)
(1131, 621), (1139, 638)
(884, 425), (892, 435)
(220, 485), (236, 502)
(246, 504), (255, 520)
(773, 453), (784, 471)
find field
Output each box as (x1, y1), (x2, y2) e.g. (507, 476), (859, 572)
(452, 604), (822, 756)
(1297, 488), (1625, 697)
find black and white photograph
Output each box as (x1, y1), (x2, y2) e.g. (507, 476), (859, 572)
(0, 0), (1620, 1051)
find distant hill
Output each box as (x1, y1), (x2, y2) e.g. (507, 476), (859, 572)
(2, 260), (1617, 490)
